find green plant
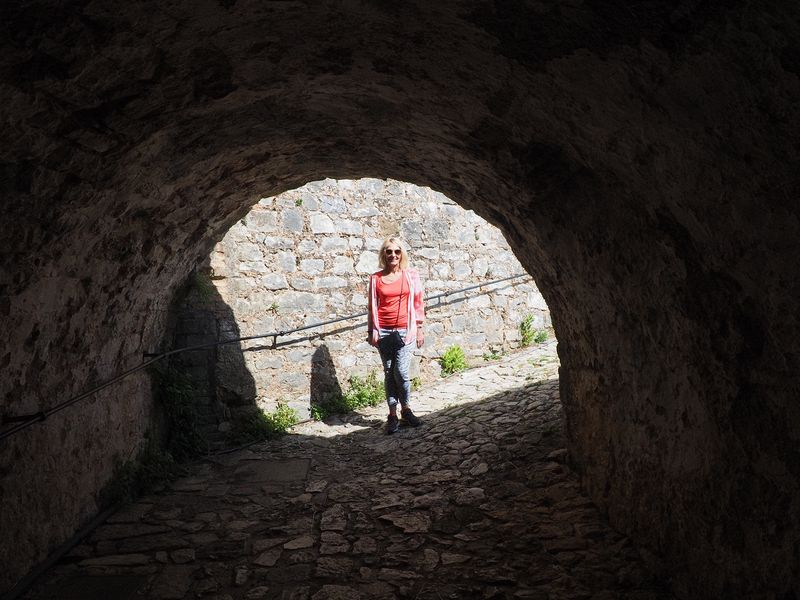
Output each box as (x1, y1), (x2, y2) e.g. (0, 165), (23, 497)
(152, 366), (205, 461)
(268, 301), (279, 314)
(519, 315), (536, 347)
(440, 345), (468, 376)
(482, 348), (504, 361)
(520, 316), (549, 347)
(343, 372), (384, 409)
(311, 371), (384, 420)
(295, 198), (303, 206)
(411, 376), (423, 391)
(227, 403), (299, 445)
(100, 440), (182, 506)
(310, 405), (326, 421)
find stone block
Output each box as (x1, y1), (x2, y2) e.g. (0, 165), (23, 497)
(285, 399), (310, 421)
(277, 251), (297, 273)
(258, 274), (288, 290)
(321, 237), (348, 252)
(238, 261), (267, 273)
(319, 195), (347, 213)
(351, 293), (367, 306)
(297, 240), (317, 253)
(299, 190), (319, 210)
(467, 295), (491, 309)
(449, 315), (467, 333)
(338, 355), (357, 368)
(453, 263), (471, 279)
(255, 355), (283, 370)
(352, 207), (379, 217)
(400, 220), (423, 241)
(310, 214), (335, 233)
(282, 209), (304, 233)
(365, 237), (383, 251)
(332, 256), (353, 274)
(314, 276), (348, 289)
(415, 247), (439, 260)
(248, 212), (278, 233)
(335, 219), (362, 235)
(287, 348), (314, 362)
(427, 323), (445, 336)
(290, 275), (314, 290)
(456, 227), (476, 243)
(358, 178), (385, 194)
(432, 264), (451, 278)
(472, 257), (489, 277)
(491, 294), (508, 308)
(423, 218), (450, 240)
(262, 236), (295, 249)
(300, 259), (324, 274)
(467, 334), (487, 346)
(355, 251), (378, 274)
(237, 242), (263, 262)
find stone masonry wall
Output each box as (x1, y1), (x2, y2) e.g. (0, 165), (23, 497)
(176, 178), (550, 422)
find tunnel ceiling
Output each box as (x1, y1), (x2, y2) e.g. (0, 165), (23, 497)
(1, 1), (800, 597)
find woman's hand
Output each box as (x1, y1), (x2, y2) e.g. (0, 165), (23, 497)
(416, 333), (424, 349)
(368, 330), (380, 346)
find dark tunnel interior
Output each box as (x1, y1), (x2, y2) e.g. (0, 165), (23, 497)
(1, 1), (799, 597)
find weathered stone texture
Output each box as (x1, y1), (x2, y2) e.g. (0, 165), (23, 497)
(1, 1), (799, 598)
(177, 178), (546, 418)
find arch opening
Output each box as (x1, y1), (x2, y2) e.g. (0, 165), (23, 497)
(168, 176), (554, 448)
(1, 2), (799, 597)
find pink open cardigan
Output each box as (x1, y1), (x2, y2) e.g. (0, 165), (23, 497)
(368, 269), (425, 346)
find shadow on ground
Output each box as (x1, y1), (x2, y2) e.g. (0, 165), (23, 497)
(26, 378), (674, 600)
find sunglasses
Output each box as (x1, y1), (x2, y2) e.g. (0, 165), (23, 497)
(384, 248), (402, 256)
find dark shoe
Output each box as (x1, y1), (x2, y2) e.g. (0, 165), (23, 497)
(386, 414), (399, 434)
(400, 407), (421, 427)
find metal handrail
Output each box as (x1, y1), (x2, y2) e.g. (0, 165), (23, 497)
(0, 272), (531, 442)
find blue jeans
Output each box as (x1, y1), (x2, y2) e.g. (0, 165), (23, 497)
(377, 328), (414, 408)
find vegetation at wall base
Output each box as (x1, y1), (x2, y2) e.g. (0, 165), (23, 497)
(411, 376), (423, 391)
(100, 438), (182, 506)
(520, 315), (549, 347)
(227, 403), (300, 445)
(152, 365), (205, 461)
(440, 345), (468, 376)
(311, 371), (384, 420)
(519, 315), (536, 347)
(100, 365), (205, 508)
(482, 348), (505, 361)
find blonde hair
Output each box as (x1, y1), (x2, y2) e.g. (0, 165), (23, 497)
(378, 237), (410, 270)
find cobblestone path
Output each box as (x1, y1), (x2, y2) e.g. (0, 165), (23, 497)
(26, 341), (673, 600)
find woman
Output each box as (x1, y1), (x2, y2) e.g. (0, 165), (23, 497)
(367, 237), (425, 434)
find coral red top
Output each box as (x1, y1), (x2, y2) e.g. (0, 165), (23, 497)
(368, 269), (424, 345)
(375, 275), (409, 328)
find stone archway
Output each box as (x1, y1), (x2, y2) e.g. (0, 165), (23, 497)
(1, 2), (799, 597)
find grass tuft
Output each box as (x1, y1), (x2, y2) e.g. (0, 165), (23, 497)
(311, 372), (384, 420)
(440, 345), (468, 376)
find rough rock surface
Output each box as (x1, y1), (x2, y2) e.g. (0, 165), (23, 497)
(175, 177), (549, 421)
(1, 2), (799, 597)
(24, 343), (674, 599)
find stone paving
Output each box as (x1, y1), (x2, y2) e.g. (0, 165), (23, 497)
(25, 341), (674, 600)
